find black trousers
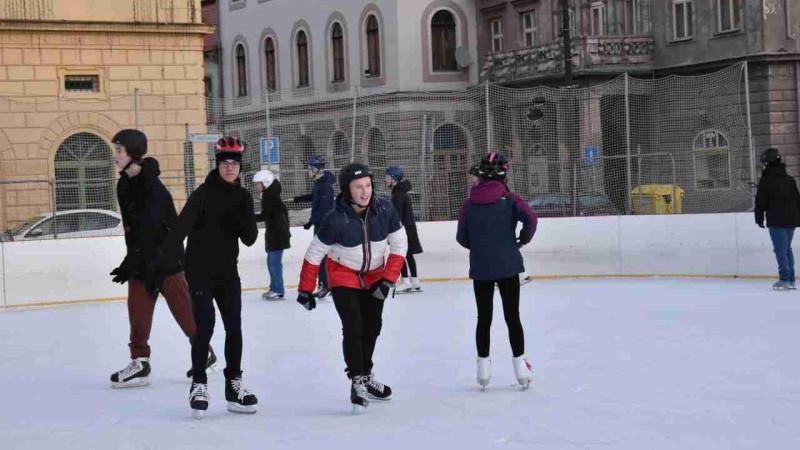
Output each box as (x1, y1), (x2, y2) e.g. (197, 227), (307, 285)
(473, 275), (524, 358)
(331, 287), (385, 378)
(401, 254), (418, 278)
(190, 274), (243, 384)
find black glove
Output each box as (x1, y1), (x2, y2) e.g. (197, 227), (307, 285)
(756, 219), (765, 229)
(110, 266), (130, 284)
(297, 290), (316, 311)
(303, 222), (313, 230)
(370, 279), (393, 300)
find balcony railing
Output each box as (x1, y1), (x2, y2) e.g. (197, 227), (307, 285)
(480, 36), (655, 83)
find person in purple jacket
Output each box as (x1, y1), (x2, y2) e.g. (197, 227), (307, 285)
(456, 152), (538, 390)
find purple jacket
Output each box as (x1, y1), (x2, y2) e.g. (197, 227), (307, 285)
(456, 181), (538, 281)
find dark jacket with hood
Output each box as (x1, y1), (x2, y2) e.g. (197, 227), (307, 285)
(390, 179), (422, 255)
(116, 157), (183, 279)
(456, 180), (538, 281)
(163, 169), (258, 285)
(755, 162), (800, 228)
(255, 179), (291, 251)
(295, 170), (336, 229)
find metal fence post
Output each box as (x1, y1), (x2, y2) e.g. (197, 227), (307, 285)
(350, 86), (358, 163)
(624, 73), (633, 215)
(743, 62), (757, 210)
(134, 88), (140, 130)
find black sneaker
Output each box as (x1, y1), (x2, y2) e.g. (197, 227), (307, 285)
(110, 357), (151, 388)
(365, 372), (392, 400)
(225, 377), (258, 414)
(186, 347), (218, 379)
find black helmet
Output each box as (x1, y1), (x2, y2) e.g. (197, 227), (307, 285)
(760, 147), (781, 166)
(477, 152), (509, 180)
(339, 163), (373, 194)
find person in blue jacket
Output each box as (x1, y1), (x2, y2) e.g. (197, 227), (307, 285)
(293, 155), (336, 298)
(457, 152), (538, 390)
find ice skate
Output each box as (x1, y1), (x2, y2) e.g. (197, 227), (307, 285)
(512, 355), (533, 390)
(773, 281), (792, 291)
(110, 357), (151, 388)
(790, 281), (797, 290)
(189, 382), (209, 419)
(314, 286), (330, 300)
(365, 372), (392, 401)
(225, 376), (258, 414)
(186, 347), (219, 379)
(350, 375), (369, 414)
(262, 290), (285, 301)
(410, 277), (422, 292)
(477, 357), (491, 389)
(519, 274), (532, 286)
(395, 278), (413, 294)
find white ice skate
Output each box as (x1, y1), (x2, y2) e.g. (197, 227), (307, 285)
(395, 278), (413, 294)
(410, 277), (422, 292)
(189, 382), (209, 419)
(262, 290), (285, 300)
(512, 355), (533, 390)
(477, 357), (491, 389)
(110, 357), (151, 388)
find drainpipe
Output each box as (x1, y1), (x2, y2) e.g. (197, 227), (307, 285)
(790, 0), (800, 154)
(786, 0), (800, 52)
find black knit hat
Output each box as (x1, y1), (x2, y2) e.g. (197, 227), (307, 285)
(111, 129), (147, 160)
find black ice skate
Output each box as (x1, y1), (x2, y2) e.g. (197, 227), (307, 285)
(314, 286), (330, 300)
(365, 372), (392, 401)
(225, 376), (258, 414)
(189, 382), (209, 419)
(110, 357), (151, 388)
(186, 347), (219, 379)
(350, 375), (370, 414)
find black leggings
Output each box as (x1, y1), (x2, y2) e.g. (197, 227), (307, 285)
(331, 287), (385, 378)
(473, 275), (524, 358)
(190, 275), (243, 383)
(401, 254), (418, 278)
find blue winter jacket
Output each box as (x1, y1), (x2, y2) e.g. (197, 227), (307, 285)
(295, 171), (336, 228)
(456, 180), (538, 281)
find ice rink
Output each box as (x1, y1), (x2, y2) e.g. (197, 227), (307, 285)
(1, 277), (799, 449)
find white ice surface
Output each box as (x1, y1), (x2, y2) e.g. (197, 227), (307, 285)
(1, 278), (799, 449)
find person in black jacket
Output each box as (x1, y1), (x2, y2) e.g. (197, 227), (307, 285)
(292, 155), (335, 299)
(755, 147), (800, 290)
(457, 152), (538, 390)
(253, 169), (291, 300)
(384, 166), (423, 293)
(161, 136), (259, 418)
(108, 129), (216, 388)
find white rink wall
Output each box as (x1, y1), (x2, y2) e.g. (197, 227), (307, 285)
(0, 213), (778, 308)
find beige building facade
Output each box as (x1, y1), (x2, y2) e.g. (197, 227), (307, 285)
(0, 0), (212, 231)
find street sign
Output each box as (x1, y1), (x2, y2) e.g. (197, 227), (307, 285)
(189, 133), (222, 143)
(583, 146), (599, 166)
(260, 137), (280, 165)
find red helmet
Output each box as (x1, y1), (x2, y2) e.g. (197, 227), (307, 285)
(215, 136), (244, 154)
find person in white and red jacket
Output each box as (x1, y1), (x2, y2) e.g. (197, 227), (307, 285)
(296, 162), (408, 414)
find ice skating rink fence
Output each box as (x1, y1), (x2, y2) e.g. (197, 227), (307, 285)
(0, 212), (776, 308)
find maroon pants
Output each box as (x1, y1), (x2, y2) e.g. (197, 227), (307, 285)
(128, 273), (197, 358)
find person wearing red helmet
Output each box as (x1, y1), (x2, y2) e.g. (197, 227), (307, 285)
(296, 162), (408, 414)
(161, 136), (259, 418)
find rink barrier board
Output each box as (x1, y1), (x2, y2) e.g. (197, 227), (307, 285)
(0, 212), (780, 309)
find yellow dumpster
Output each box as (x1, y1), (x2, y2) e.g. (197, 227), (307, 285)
(631, 184), (684, 214)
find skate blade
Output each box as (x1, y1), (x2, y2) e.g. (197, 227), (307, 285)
(516, 379), (531, 390)
(192, 409), (205, 419)
(227, 402), (257, 414)
(111, 377), (150, 389)
(351, 404), (367, 415)
(367, 394), (392, 401)
(478, 379), (490, 389)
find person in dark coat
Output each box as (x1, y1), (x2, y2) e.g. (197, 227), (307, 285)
(161, 136), (259, 418)
(755, 147), (800, 290)
(253, 169), (291, 300)
(108, 128), (216, 389)
(293, 155), (335, 299)
(457, 152), (538, 390)
(384, 166), (423, 293)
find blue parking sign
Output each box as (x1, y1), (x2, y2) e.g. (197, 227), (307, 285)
(583, 146), (599, 166)
(260, 137), (280, 165)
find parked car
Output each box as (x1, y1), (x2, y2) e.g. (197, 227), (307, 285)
(528, 193), (620, 218)
(1, 209), (123, 241)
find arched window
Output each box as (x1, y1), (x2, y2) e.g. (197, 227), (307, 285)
(264, 37), (277, 91)
(431, 10), (457, 72)
(331, 23), (345, 82)
(54, 132), (114, 212)
(297, 31), (309, 88)
(693, 129), (731, 190)
(366, 15), (381, 76)
(331, 131), (350, 169)
(235, 44), (247, 97)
